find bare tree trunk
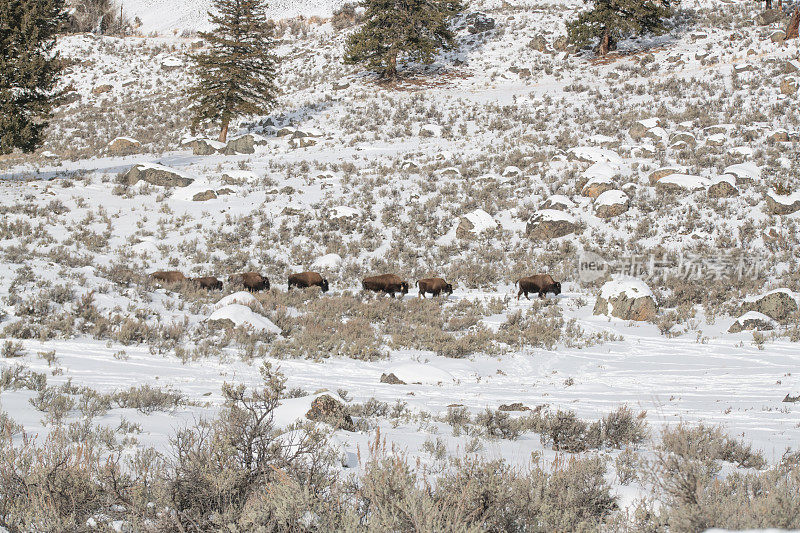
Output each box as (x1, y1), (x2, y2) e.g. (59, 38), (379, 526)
(786, 8), (800, 40)
(219, 118), (230, 143)
(778, 0), (782, 11)
(766, 0), (772, 10)
(383, 50), (398, 80)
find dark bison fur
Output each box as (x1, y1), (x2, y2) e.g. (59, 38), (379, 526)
(229, 272), (270, 292)
(288, 271), (329, 292)
(151, 271), (186, 284)
(192, 276), (223, 290)
(417, 278), (453, 298)
(515, 274), (561, 300)
(362, 274), (409, 298)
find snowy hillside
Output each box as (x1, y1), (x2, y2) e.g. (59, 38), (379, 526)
(123, 0), (347, 33)
(2, 0), (800, 528)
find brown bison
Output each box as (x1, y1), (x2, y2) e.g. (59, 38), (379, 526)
(151, 271), (186, 284)
(417, 278), (453, 298)
(288, 271), (329, 292)
(228, 272), (270, 292)
(362, 274), (409, 298)
(192, 276), (223, 290)
(515, 274), (562, 300)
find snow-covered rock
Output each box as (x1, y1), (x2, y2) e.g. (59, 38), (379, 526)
(312, 253), (343, 270)
(743, 288), (799, 322)
(723, 162), (761, 185)
(656, 174), (710, 192)
(208, 304), (280, 334)
(728, 311), (776, 333)
(107, 137), (141, 155)
(526, 209), (579, 240)
(541, 194), (574, 211)
(594, 190), (629, 218)
(594, 278), (657, 321)
(124, 163), (194, 187)
(707, 175), (739, 198)
(215, 291), (259, 310)
(457, 209), (497, 239)
(765, 190), (800, 215)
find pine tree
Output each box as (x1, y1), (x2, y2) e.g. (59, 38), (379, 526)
(344, 0), (464, 80)
(188, 0), (278, 143)
(0, 0), (66, 155)
(567, 0), (674, 57)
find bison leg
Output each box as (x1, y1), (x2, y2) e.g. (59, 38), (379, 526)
(539, 291), (545, 299)
(433, 289), (440, 297)
(516, 289), (522, 300)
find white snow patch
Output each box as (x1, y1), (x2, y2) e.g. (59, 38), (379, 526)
(215, 291), (258, 309)
(600, 277), (654, 300)
(383, 362), (455, 385)
(209, 304), (280, 334)
(568, 147), (624, 166)
(312, 253), (343, 269)
(462, 209), (497, 234)
(659, 174), (711, 190)
(595, 190), (628, 206)
(723, 162), (761, 182)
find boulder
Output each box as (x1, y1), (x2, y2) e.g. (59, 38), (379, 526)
(124, 163), (194, 187)
(705, 133), (726, 147)
(107, 137), (141, 156)
(529, 35), (547, 52)
(787, 60), (800, 73)
(723, 163), (761, 185)
(649, 167), (684, 185)
(92, 84), (112, 95)
(707, 176), (739, 198)
(655, 174), (710, 192)
(594, 190), (629, 218)
(161, 57), (183, 71)
(499, 402), (531, 412)
(457, 209), (497, 239)
(527, 209), (579, 240)
(187, 138), (224, 155)
(192, 190), (217, 201)
(781, 77), (798, 95)
(593, 278), (657, 321)
(669, 132), (697, 146)
(223, 135), (256, 155)
(771, 30), (786, 43)
(629, 118), (660, 140)
(758, 9), (781, 25)
(289, 137), (317, 149)
(581, 177), (614, 199)
(380, 373), (406, 385)
(769, 130), (790, 142)
(217, 188), (234, 196)
(553, 36), (569, 52)
(744, 289), (798, 322)
(541, 194), (574, 211)
(305, 394), (354, 431)
(765, 191), (800, 215)
(728, 311), (776, 333)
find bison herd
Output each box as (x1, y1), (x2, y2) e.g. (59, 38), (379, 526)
(150, 270), (562, 300)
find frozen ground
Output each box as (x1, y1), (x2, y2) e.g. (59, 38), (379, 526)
(1, 0), (800, 525)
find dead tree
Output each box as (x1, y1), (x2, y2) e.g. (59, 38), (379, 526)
(786, 8), (800, 40)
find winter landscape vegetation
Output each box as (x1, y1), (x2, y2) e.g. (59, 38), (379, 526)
(1, 0), (800, 530)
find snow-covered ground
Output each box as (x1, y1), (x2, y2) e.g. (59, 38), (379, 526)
(2, 0), (800, 526)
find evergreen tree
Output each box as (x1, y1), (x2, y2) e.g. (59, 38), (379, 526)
(344, 0), (464, 79)
(0, 0), (66, 155)
(567, 0), (675, 56)
(188, 0), (278, 143)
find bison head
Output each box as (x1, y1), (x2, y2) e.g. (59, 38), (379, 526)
(552, 282), (561, 295)
(400, 282), (409, 295)
(321, 279), (329, 293)
(445, 283), (454, 295)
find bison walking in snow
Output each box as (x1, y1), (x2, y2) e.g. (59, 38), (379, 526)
(192, 276), (223, 290)
(515, 274), (561, 300)
(362, 274), (409, 298)
(151, 271), (187, 284)
(417, 278), (453, 298)
(229, 272), (270, 292)
(288, 272), (329, 292)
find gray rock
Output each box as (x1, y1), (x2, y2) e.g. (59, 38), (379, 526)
(305, 394), (355, 431)
(745, 291), (798, 322)
(728, 312), (775, 333)
(124, 164), (194, 187)
(380, 373), (406, 385)
(192, 190), (217, 201)
(765, 192), (800, 215)
(707, 179), (739, 198)
(223, 134), (256, 155)
(467, 12), (495, 33)
(526, 211), (578, 240)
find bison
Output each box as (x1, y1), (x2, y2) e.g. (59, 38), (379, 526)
(417, 278), (453, 298)
(362, 274), (409, 298)
(288, 271), (329, 292)
(192, 276), (223, 290)
(228, 272), (270, 292)
(151, 271), (186, 284)
(515, 274), (561, 300)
